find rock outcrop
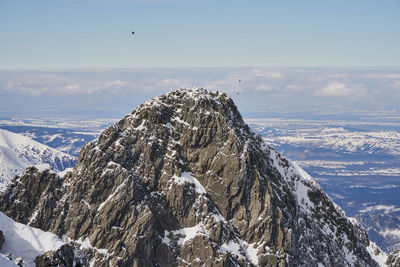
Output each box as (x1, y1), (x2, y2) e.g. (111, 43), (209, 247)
(387, 250), (400, 267)
(0, 167), (63, 228)
(34, 244), (85, 267)
(0, 88), (383, 266)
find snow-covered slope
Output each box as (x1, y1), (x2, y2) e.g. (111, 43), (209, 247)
(0, 212), (65, 266)
(0, 129), (76, 191)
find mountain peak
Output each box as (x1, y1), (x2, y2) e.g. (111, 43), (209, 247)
(0, 89), (385, 266)
(125, 87), (246, 137)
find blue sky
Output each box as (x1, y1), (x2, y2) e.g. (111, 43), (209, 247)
(0, 1), (399, 120)
(1, 0), (400, 69)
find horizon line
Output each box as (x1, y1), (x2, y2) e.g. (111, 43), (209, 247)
(1, 66), (400, 72)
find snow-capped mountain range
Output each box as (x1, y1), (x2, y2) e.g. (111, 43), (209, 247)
(0, 125), (101, 156)
(0, 129), (76, 191)
(247, 118), (400, 156)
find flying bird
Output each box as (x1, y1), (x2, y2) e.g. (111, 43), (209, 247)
(132, 31), (135, 35)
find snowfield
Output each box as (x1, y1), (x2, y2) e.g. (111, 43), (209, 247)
(0, 212), (65, 266)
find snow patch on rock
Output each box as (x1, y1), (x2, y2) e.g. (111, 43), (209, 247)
(173, 172), (206, 195)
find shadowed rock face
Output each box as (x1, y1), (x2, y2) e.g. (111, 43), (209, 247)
(0, 88), (382, 266)
(0, 167), (63, 227)
(34, 244), (85, 267)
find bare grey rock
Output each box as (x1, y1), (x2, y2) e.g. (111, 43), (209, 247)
(0, 167), (64, 229)
(34, 244), (86, 267)
(0, 88), (382, 266)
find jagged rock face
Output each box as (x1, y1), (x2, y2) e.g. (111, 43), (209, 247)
(0, 167), (63, 228)
(387, 250), (400, 267)
(34, 244), (86, 267)
(0, 89), (380, 266)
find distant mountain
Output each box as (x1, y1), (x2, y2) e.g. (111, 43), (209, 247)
(260, 126), (400, 156)
(0, 129), (76, 191)
(0, 125), (99, 156)
(0, 89), (389, 266)
(248, 118), (400, 255)
(356, 209), (400, 253)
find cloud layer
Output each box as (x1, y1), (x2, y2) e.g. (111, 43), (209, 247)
(2, 74), (134, 96)
(0, 67), (399, 117)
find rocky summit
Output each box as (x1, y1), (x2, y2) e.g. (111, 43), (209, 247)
(0, 88), (388, 266)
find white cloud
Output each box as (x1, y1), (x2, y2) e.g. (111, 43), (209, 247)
(391, 80), (400, 91)
(1, 68), (398, 116)
(385, 74), (400, 79)
(65, 84), (80, 90)
(3, 81), (49, 96)
(325, 73), (348, 78)
(264, 72), (285, 80)
(252, 69), (285, 80)
(2, 77), (133, 96)
(315, 82), (364, 97)
(203, 75), (249, 93)
(255, 84), (273, 91)
(284, 84), (303, 91)
(367, 73), (400, 80)
(156, 78), (195, 89)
